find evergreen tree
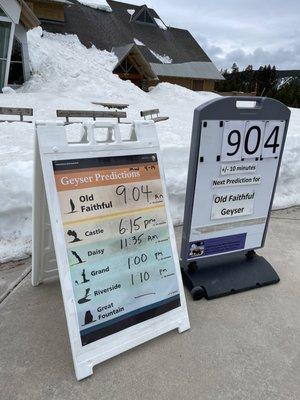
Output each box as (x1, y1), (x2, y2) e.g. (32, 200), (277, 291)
(215, 63), (299, 108)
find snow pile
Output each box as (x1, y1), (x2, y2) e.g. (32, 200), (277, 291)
(274, 110), (300, 207)
(0, 28), (299, 263)
(77, 0), (112, 12)
(149, 49), (172, 64)
(277, 76), (295, 90)
(0, 159), (33, 262)
(154, 18), (167, 30)
(134, 38), (145, 46)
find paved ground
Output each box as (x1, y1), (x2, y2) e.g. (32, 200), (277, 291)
(0, 208), (299, 400)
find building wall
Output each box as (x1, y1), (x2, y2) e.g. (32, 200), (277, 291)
(203, 80), (215, 91)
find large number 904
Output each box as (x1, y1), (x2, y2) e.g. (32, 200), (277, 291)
(221, 122), (284, 161)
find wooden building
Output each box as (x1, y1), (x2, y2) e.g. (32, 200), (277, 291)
(26, 0), (224, 91)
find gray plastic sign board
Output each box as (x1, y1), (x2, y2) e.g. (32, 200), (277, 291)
(32, 120), (190, 380)
(181, 97), (291, 299)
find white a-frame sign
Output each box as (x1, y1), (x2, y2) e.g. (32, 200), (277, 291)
(32, 120), (190, 380)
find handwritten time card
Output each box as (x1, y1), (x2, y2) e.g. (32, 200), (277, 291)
(53, 153), (180, 346)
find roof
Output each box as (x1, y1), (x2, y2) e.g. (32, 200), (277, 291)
(26, 0), (73, 3)
(112, 44), (223, 81)
(113, 43), (158, 80)
(107, 1), (160, 19)
(39, 0), (223, 80)
(151, 61), (225, 81)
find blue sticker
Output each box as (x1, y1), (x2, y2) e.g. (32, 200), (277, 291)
(188, 233), (246, 259)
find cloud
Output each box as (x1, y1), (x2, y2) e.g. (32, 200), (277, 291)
(124, 0), (300, 70)
(206, 43), (300, 70)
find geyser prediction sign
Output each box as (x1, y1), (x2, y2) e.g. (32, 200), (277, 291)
(54, 154), (181, 345)
(33, 121), (189, 380)
(181, 97), (291, 263)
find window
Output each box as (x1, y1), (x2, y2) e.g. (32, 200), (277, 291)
(135, 9), (155, 25)
(0, 21), (12, 89)
(8, 38), (24, 85)
(114, 58), (139, 75)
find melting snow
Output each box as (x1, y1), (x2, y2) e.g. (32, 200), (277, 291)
(149, 49), (172, 64)
(154, 17), (167, 30)
(134, 38), (145, 46)
(77, 0), (112, 12)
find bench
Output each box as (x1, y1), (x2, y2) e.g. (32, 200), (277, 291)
(56, 110), (128, 124)
(0, 107), (33, 123)
(140, 109), (169, 123)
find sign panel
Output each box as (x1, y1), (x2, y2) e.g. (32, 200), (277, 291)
(211, 191), (255, 220)
(33, 121), (189, 380)
(181, 97), (291, 263)
(53, 154), (181, 345)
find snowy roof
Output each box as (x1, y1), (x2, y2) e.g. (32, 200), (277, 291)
(77, 0), (112, 12)
(112, 43), (223, 81)
(151, 62), (225, 80)
(112, 43), (158, 80)
(39, 0), (223, 80)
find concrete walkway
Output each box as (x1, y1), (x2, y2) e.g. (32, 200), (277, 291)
(0, 208), (299, 400)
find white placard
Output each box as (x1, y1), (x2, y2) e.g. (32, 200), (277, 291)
(242, 121), (265, 159)
(186, 118), (288, 259)
(212, 175), (261, 188)
(262, 121), (285, 158)
(211, 191), (255, 220)
(220, 162), (257, 175)
(221, 120), (285, 163)
(182, 98), (290, 263)
(221, 121), (246, 162)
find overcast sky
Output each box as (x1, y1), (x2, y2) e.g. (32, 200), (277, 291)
(128, 0), (300, 70)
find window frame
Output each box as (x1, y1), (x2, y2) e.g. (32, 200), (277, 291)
(0, 12), (16, 89)
(133, 7), (157, 27)
(8, 36), (25, 87)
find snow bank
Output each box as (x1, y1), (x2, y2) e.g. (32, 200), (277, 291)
(149, 49), (172, 64)
(77, 0), (112, 12)
(127, 9), (135, 16)
(274, 108), (300, 207)
(134, 38), (145, 46)
(154, 18), (167, 31)
(0, 28), (299, 262)
(0, 160), (33, 262)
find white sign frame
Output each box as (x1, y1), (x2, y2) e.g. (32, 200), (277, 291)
(32, 120), (190, 380)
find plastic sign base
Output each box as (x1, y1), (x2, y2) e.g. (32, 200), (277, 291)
(181, 251), (280, 300)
